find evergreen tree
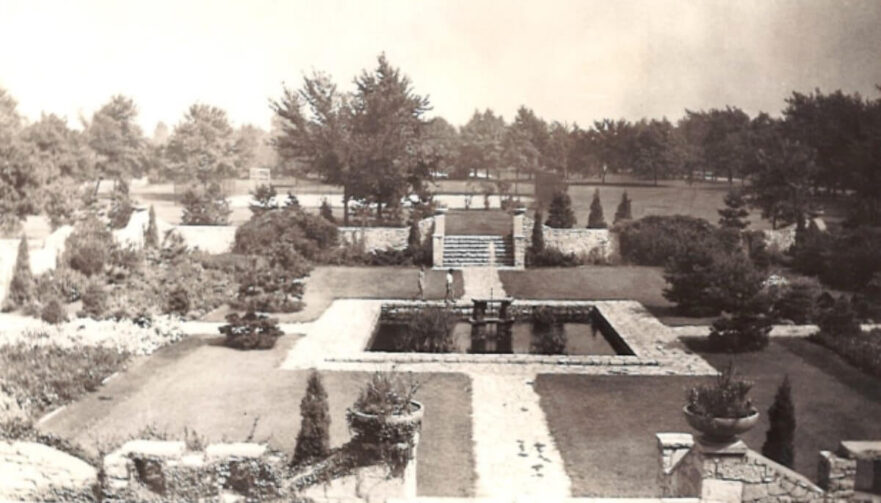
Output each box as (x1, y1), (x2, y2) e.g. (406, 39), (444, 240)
(144, 205), (159, 249)
(587, 188), (607, 228)
(718, 190), (750, 229)
(613, 191), (632, 224)
(531, 210), (545, 253)
(545, 191), (575, 228)
(762, 376), (795, 468)
(319, 199), (336, 224)
(407, 218), (421, 252)
(292, 371), (331, 466)
(3, 235), (33, 310)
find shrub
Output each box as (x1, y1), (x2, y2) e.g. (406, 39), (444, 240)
(707, 312), (772, 352)
(812, 328), (881, 379)
(774, 277), (820, 324)
(180, 183), (231, 225)
(613, 191), (632, 224)
(292, 371), (331, 466)
(319, 199), (335, 223)
(51, 267), (88, 303)
(526, 247), (582, 267)
(686, 363), (754, 419)
(165, 286), (190, 316)
(235, 251), (309, 313)
(64, 217), (113, 277)
(250, 184), (278, 216)
(587, 189), (606, 229)
(220, 311), (283, 350)
(108, 179), (134, 229)
(234, 206), (338, 262)
(396, 307), (457, 352)
(531, 307), (567, 355)
(816, 295), (862, 339)
(144, 205), (159, 249)
(3, 236), (33, 310)
(81, 281), (108, 319)
(350, 372), (420, 417)
(41, 297), (68, 324)
(618, 215), (715, 266)
(545, 191), (575, 228)
(762, 376), (795, 468)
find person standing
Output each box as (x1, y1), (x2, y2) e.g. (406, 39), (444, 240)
(417, 265), (426, 301)
(445, 268), (454, 303)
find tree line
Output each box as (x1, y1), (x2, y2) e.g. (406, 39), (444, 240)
(2, 53), (880, 232)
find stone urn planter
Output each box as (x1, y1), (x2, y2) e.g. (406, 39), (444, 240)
(683, 405), (759, 444)
(347, 400), (424, 477)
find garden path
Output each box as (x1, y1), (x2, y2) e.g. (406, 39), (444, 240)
(460, 267), (507, 300)
(470, 373), (572, 498)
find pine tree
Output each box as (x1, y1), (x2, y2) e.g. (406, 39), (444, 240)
(718, 190), (750, 230)
(587, 189), (607, 228)
(613, 191), (632, 224)
(762, 376), (795, 468)
(545, 191), (575, 228)
(144, 206), (159, 249)
(531, 210), (545, 253)
(292, 371), (331, 466)
(4, 235), (33, 310)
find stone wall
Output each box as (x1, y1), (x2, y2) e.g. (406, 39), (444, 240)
(522, 215), (619, 262)
(762, 225), (797, 253)
(379, 299), (596, 323)
(657, 433), (881, 502)
(338, 216), (433, 253)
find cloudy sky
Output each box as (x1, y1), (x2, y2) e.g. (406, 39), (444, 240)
(1, 0), (880, 132)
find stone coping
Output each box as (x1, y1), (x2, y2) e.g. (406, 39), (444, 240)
(327, 352), (658, 367)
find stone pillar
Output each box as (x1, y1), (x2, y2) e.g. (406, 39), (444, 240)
(432, 207), (446, 269)
(512, 206), (526, 269)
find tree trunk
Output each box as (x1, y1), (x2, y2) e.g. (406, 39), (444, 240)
(343, 188), (350, 226)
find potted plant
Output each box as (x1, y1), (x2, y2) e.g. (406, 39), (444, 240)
(346, 372), (423, 477)
(684, 363), (759, 443)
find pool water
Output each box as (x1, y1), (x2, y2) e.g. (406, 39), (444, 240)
(369, 321), (621, 355)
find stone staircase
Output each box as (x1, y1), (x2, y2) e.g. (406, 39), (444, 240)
(442, 235), (514, 268)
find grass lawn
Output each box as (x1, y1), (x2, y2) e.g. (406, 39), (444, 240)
(445, 210), (512, 235)
(535, 339), (881, 496)
(202, 266), (466, 323)
(39, 335), (475, 497)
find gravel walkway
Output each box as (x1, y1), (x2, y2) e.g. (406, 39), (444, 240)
(470, 373), (571, 498)
(460, 267), (507, 300)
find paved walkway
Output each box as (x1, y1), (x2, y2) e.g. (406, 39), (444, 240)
(460, 267), (507, 300)
(281, 299), (383, 370)
(471, 373), (571, 498)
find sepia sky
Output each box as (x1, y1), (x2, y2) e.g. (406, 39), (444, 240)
(1, 0), (880, 132)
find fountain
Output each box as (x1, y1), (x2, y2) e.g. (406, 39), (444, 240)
(468, 295), (514, 353)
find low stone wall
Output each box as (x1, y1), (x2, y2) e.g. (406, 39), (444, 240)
(657, 433), (880, 502)
(522, 215), (619, 262)
(379, 299), (596, 323)
(338, 216), (433, 253)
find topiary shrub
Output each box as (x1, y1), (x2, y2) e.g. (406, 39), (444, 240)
(144, 205), (160, 249)
(762, 376), (795, 468)
(587, 188), (606, 229)
(41, 297), (68, 325)
(530, 211), (545, 254)
(107, 179), (134, 229)
(220, 311), (283, 350)
(613, 191), (632, 224)
(545, 191), (575, 228)
(319, 199), (335, 224)
(80, 281), (107, 319)
(3, 235), (33, 311)
(396, 307), (457, 352)
(292, 371), (331, 466)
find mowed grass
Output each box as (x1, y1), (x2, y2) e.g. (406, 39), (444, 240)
(445, 210), (513, 235)
(536, 339), (881, 496)
(40, 335), (476, 497)
(203, 266), (466, 323)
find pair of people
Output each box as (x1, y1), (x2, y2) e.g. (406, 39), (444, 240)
(417, 265), (454, 303)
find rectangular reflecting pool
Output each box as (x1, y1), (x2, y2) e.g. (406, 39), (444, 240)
(369, 321), (627, 355)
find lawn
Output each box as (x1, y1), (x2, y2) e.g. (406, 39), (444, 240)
(202, 266), (465, 323)
(445, 210), (512, 235)
(39, 335), (476, 497)
(535, 339), (881, 496)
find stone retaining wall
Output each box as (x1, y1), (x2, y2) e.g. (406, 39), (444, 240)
(657, 434), (879, 502)
(338, 216), (433, 253)
(379, 299), (596, 323)
(522, 215), (619, 262)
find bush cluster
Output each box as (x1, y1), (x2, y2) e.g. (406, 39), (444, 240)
(618, 215), (716, 266)
(220, 311), (284, 350)
(234, 206), (338, 262)
(791, 225), (881, 294)
(180, 183), (231, 225)
(63, 217), (114, 277)
(707, 312), (772, 352)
